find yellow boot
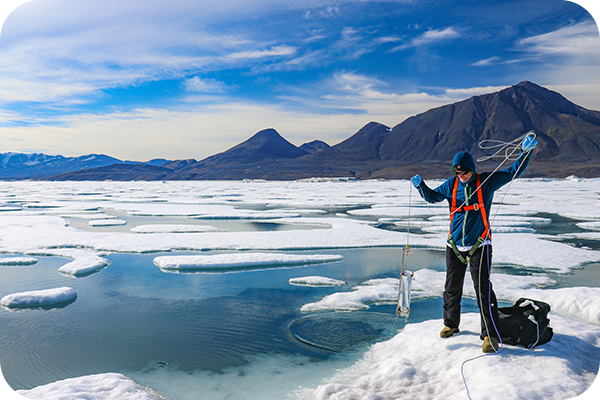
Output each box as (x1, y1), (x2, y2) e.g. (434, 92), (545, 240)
(440, 326), (460, 338)
(482, 336), (500, 353)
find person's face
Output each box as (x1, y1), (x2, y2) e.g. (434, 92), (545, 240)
(457, 170), (473, 183)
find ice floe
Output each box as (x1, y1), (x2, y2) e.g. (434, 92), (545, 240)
(130, 224), (220, 233)
(0, 257), (38, 266)
(289, 276), (346, 287)
(89, 219), (127, 227)
(16, 373), (155, 400)
(577, 221), (600, 231)
(153, 253), (343, 272)
(0, 287), (76, 308)
(299, 269), (555, 313)
(189, 210), (301, 219)
(58, 256), (110, 276)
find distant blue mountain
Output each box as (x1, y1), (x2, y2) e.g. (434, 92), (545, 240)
(0, 152), (170, 179)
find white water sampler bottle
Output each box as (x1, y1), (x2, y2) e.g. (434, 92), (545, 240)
(396, 270), (414, 317)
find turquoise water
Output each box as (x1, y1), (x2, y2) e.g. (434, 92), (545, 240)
(0, 245), (445, 390)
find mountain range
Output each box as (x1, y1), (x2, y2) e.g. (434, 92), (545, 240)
(7, 81), (600, 181)
(0, 153), (169, 180)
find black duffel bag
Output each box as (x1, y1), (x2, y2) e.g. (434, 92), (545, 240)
(495, 298), (554, 348)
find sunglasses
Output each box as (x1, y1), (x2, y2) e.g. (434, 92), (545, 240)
(453, 166), (471, 176)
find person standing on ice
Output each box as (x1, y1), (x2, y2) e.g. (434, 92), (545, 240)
(410, 136), (537, 353)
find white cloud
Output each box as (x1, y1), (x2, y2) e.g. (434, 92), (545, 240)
(332, 71), (386, 92)
(510, 21), (600, 111)
(471, 56), (500, 66)
(0, 104), (372, 160)
(517, 21), (600, 59)
(0, 83), (458, 161)
(184, 77), (227, 93)
(224, 45), (296, 60)
(0, 1), (306, 105)
(418, 27), (460, 43)
(391, 27), (461, 51)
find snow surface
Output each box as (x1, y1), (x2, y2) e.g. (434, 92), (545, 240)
(299, 314), (600, 400)
(0, 287), (76, 308)
(0, 179), (599, 399)
(153, 253), (344, 271)
(16, 373), (156, 400)
(58, 256), (110, 276)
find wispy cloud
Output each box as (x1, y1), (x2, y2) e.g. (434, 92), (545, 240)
(184, 77), (227, 93)
(510, 20), (600, 110)
(332, 71), (386, 92)
(224, 45), (296, 60)
(471, 56), (501, 67)
(391, 27), (461, 51)
(517, 21), (600, 59)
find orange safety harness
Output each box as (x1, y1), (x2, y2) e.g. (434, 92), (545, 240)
(448, 173), (490, 264)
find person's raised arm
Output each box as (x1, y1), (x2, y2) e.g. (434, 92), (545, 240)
(411, 174), (450, 204)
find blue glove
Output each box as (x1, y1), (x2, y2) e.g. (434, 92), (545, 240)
(411, 174), (422, 188)
(522, 136), (537, 151)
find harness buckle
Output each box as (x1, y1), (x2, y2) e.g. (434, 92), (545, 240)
(473, 204), (480, 211)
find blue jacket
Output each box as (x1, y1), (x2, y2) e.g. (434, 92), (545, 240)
(416, 151), (531, 248)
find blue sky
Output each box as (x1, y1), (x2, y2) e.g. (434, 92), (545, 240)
(0, 0), (599, 161)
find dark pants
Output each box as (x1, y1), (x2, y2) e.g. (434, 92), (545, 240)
(444, 245), (499, 339)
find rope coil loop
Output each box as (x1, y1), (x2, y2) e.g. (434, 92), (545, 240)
(477, 131), (536, 162)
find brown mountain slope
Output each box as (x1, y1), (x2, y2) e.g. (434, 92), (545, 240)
(377, 81), (600, 175)
(46, 81), (600, 181)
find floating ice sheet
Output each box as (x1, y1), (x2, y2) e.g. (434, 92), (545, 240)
(300, 270), (555, 313)
(492, 233), (600, 272)
(89, 219), (127, 227)
(16, 373), (155, 400)
(0, 257), (38, 266)
(131, 224), (220, 233)
(289, 276), (346, 287)
(153, 253), (344, 272)
(189, 211), (301, 219)
(0, 214), (401, 259)
(0, 287), (76, 308)
(577, 221), (600, 231)
(58, 256), (110, 276)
